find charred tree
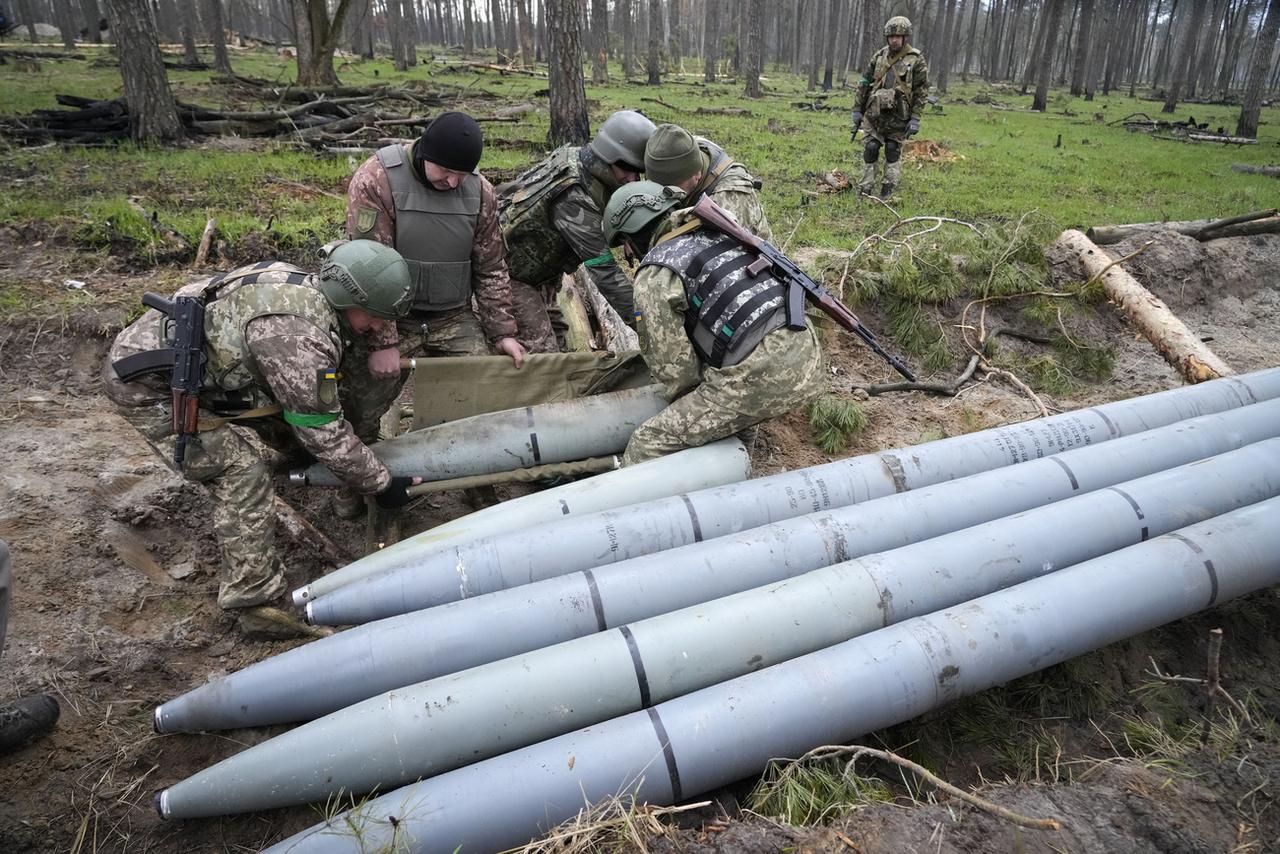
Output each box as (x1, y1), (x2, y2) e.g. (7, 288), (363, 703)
(1033, 0), (1067, 108)
(744, 0), (765, 95)
(103, 0), (183, 142)
(703, 0), (718, 81)
(79, 0), (102, 43)
(1163, 0), (1208, 111)
(821, 0), (841, 89)
(647, 0), (661, 83)
(590, 0), (608, 81)
(205, 0), (234, 73)
(517, 0), (535, 65)
(620, 0), (635, 76)
(1237, 0), (1280, 136)
(546, 0), (589, 144)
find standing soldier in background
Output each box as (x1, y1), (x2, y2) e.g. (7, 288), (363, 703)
(344, 112), (525, 424)
(851, 16), (930, 198)
(601, 182), (825, 465)
(643, 123), (773, 240)
(499, 110), (656, 353)
(101, 243), (422, 638)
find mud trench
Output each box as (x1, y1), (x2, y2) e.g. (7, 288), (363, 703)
(0, 232), (1277, 853)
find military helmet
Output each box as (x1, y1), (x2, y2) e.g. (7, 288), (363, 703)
(316, 240), (413, 319)
(589, 110), (657, 170)
(884, 15), (912, 36)
(602, 180), (681, 247)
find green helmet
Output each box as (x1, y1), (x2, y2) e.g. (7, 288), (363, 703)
(589, 110), (657, 170)
(316, 240), (413, 319)
(602, 181), (681, 247)
(884, 15), (912, 36)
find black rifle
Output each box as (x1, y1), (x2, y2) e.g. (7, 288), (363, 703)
(111, 294), (207, 468)
(690, 196), (917, 382)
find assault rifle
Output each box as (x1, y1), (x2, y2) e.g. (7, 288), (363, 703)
(111, 294), (207, 468)
(690, 196), (917, 382)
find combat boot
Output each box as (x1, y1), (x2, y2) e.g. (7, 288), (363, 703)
(881, 161), (902, 198)
(857, 162), (878, 195)
(238, 605), (334, 641)
(0, 694), (59, 755)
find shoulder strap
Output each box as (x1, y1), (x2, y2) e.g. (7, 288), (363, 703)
(873, 48), (908, 87)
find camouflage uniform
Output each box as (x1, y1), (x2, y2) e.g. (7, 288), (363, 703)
(102, 263), (391, 610)
(500, 145), (636, 353)
(853, 44), (930, 194)
(345, 146), (518, 442)
(683, 138), (773, 241)
(623, 212), (825, 465)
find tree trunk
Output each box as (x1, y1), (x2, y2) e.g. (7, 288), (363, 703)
(821, 0), (840, 89)
(647, 0), (661, 83)
(937, 0), (959, 91)
(1069, 0), (1094, 93)
(1237, 0), (1280, 136)
(744, 0), (765, 95)
(490, 0), (506, 59)
(805, 0), (820, 88)
(1162, 0), (1207, 111)
(703, 0), (718, 80)
(517, 0), (534, 65)
(205, 0), (233, 72)
(620, 0), (634, 76)
(547, 0), (589, 144)
(1032, 0), (1067, 109)
(403, 0), (419, 63)
(590, 0), (607, 81)
(291, 0), (353, 87)
(388, 0), (408, 70)
(103, 0), (183, 142)
(79, 0), (101, 42)
(963, 0), (981, 75)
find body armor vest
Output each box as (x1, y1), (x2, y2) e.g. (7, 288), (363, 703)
(377, 144), (481, 312)
(864, 46), (924, 125)
(498, 145), (605, 286)
(201, 263), (343, 394)
(642, 231), (792, 369)
(690, 138), (760, 200)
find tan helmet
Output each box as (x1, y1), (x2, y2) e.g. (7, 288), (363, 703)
(884, 16), (912, 37)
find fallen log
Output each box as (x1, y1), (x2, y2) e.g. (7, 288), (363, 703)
(194, 218), (216, 268)
(1055, 229), (1231, 384)
(1187, 132), (1256, 144)
(1086, 209), (1279, 244)
(1232, 164), (1280, 178)
(573, 267), (639, 353)
(556, 275), (597, 352)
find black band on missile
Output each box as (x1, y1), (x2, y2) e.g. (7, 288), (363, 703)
(529, 432), (541, 464)
(1049, 457), (1080, 491)
(1090, 407), (1120, 439)
(1225, 376), (1258, 405)
(582, 569), (608, 632)
(680, 495), (703, 542)
(646, 707), (684, 802)
(1106, 486), (1148, 540)
(1168, 533), (1219, 607)
(619, 626), (652, 707)
(879, 455), (908, 493)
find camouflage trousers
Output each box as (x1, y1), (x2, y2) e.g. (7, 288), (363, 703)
(341, 307), (490, 444)
(510, 278), (566, 355)
(116, 402), (286, 611)
(623, 324), (826, 466)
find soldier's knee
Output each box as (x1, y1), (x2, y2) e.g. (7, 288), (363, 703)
(862, 139), (882, 164)
(885, 140), (902, 163)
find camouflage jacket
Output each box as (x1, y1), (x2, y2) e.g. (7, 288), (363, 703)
(104, 263), (391, 494)
(499, 145), (634, 318)
(346, 152), (518, 348)
(686, 138), (772, 241)
(854, 44), (930, 135)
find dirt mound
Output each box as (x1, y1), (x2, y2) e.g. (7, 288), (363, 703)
(905, 139), (964, 162)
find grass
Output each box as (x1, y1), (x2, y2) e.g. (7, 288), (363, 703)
(807, 393), (868, 453)
(750, 755), (895, 824)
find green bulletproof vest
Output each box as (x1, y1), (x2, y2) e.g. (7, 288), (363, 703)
(202, 264), (343, 393)
(377, 143), (481, 312)
(498, 145), (591, 286)
(641, 229), (793, 369)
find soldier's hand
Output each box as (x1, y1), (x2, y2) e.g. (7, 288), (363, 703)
(374, 476), (422, 509)
(907, 118), (920, 137)
(368, 346), (402, 379)
(494, 336), (526, 369)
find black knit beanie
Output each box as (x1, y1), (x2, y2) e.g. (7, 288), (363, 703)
(415, 111), (484, 173)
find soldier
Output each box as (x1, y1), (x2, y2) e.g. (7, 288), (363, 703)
(101, 242), (422, 639)
(344, 111), (525, 432)
(602, 182), (826, 465)
(642, 123), (773, 240)
(500, 110), (656, 353)
(851, 16), (930, 198)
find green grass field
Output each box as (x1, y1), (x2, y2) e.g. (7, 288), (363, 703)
(2, 45), (1277, 261)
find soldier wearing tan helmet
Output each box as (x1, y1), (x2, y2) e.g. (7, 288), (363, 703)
(851, 16), (930, 198)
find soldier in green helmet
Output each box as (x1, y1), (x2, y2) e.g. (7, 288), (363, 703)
(851, 16), (930, 198)
(643, 123), (773, 240)
(499, 109), (656, 353)
(602, 183), (825, 465)
(101, 241), (423, 639)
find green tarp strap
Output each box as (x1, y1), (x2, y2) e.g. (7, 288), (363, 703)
(582, 252), (615, 268)
(283, 410), (341, 428)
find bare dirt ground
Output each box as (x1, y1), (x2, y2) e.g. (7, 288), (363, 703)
(0, 227), (1277, 853)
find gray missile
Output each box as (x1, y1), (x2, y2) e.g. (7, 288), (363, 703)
(291, 384), (667, 487)
(154, 440), (1280, 818)
(306, 369), (1280, 626)
(154, 399), (1280, 732)
(292, 437), (750, 605)
(260, 497), (1280, 854)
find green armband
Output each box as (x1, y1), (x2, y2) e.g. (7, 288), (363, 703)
(583, 252), (615, 268)
(283, 410), (341, 427)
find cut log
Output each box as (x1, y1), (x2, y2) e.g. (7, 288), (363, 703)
(573, 267), (639, 352)
(1086, 210), (1279, 244)
(1231, 164), (1280, 178)
(1055, 229), (1231, 384)
(193, 218), (216, 268)
(556, 274), (597, 352)
(1186, 132), (1256, 144)
(273, 497), (354, 565)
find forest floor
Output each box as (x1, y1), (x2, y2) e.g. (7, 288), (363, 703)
(1, 45), (1279, 854)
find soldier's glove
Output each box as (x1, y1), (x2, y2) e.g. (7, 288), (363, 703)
(850, 112), (863, 138)
(374, 476), (417, 509)
(907, 118), (920, 137)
